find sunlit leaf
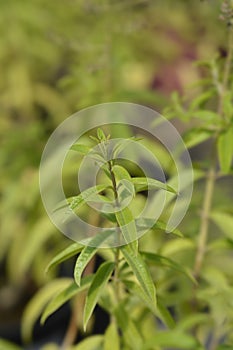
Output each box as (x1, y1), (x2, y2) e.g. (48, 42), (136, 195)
(83, 261), (115, 330)
(54, 184), (108, 213)
(46, 243), (84, 273)
(74, 230), (112, 286)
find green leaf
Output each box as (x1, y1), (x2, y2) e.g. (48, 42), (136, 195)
(0, 339), (22, 350)
(183, 128), (213, 149)
(97, 128), (106, 141)
(130, 177), (176, 194)
(104, 322), (120, 350)
(120, 246), (156, 304)
(118, 179), (135, 202)
(41, 275), (93, 325)
(190, 89), (216, 110)
(193, 110), (220, 123)
(218, 128), (233, 174)
(141, 251), (196, 284)
(46, 243), (84, 273)
(114, 303), (143, 350)
(177, 313), (210, 332)
(144, 331), (199, 349)
(54, 184), (108, 212)
(112, 165), (131, 181)
(71, 144), (91, 154)
(156, 297), (176, 329)
(210, 211), (233, 240)
(74, 229), (112, 286)
(135, 217), (183, 237)
(67, 185), (108, 211)
(71, 335), (104, 350)
(116, 207), (138, 245)
(83, 261), (115, 331)
(22, 279), (72, 342)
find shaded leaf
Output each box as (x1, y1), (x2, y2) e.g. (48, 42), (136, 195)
(83, 261), (115, 330)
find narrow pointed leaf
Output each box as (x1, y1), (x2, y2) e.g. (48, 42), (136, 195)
(115, 207), (138, 245)
(54, 184), (108, 212)
(71, 144), (91, 154)
(131, 177), (176, 194)
(46, 243), (84, 273)
(210, 211), (233, 241)
(141, 251), (196, 283)
(41, 275), (93, 325)
(120, 246), (156, 304)
(144, 331), (199, 349)
(218, 128), (233, 174)
(112, 165), (131, 181)
(136, 217), (183, 237)
(157, 297), (176, 329)
(83, 261), (115, 330)
(74, 229), (113, 286)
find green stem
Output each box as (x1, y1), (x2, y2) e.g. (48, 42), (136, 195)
(108, 160), (121, 302)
